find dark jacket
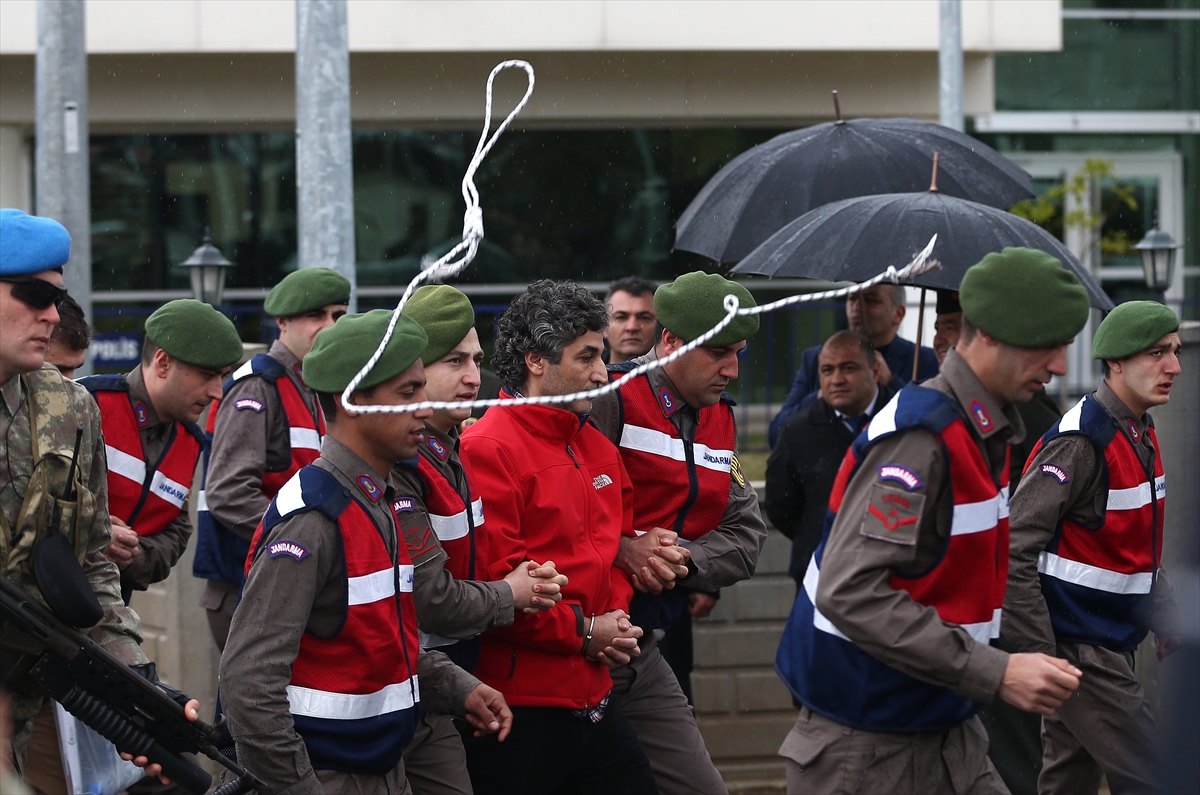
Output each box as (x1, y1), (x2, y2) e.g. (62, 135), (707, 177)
(765, 384), (894, 583)
(769, 337), (937, 446)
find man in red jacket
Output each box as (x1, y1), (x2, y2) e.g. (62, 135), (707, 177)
(460, 280), (659, 795)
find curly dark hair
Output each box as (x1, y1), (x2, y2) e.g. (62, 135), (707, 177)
(493, 280), (609, 395)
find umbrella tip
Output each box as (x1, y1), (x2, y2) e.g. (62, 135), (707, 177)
(929, 152), (940, 192)
(832, 90), (843, 123)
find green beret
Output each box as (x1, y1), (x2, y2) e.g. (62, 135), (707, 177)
(655, 272), (759, 347)
(402, 285), (476, 365)
(264, 268), (351, 318)
(303, 309), (428, 393)
(960, 248), (1090, 348)
(145, 299), (243, 369)
(1092, 301), (1179, 361)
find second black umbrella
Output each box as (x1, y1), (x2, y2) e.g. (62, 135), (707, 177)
(730, 189), (1113, 312)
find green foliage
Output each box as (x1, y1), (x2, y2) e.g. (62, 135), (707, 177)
(1009, 159), (1139, 257)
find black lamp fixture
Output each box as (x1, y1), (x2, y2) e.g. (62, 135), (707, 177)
(1133, 224), (1179, 303)
(181, 228), (234, 306)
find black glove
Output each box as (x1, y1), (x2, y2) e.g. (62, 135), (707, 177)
(130, 662), (192, 708)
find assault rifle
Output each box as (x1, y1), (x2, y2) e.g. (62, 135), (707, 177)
(0, 575), (263, 795)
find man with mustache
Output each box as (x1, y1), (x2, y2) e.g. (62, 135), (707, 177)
(769, 282), (939, 446)
(1004, 301), (1183, 795)
(81, 300), (243, 599)
(776, 249), (1090, 794)
(589, 271), (768, 795)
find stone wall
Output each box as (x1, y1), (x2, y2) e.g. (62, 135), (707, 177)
(694, 485), (794, 791)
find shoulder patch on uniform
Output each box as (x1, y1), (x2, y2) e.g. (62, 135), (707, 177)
(877, 464), (923, 491)
(358, 474), (382, 502)
(392, 497), (415, 513)
(134, 403), (149, 428)
(1126, 419), (1141, 441)
(234, 397), (265, 413)
(861, 483), (925, 546)
(657, 387), (680, 417)
(730, 453), (746, 487)
(267, 539), (310, 561)
(1039, 463), (1070, 484)
(427, 435), (449, 460)
(970, 400), (993, 432)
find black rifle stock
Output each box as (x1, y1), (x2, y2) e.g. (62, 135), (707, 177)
(0, 575), (262, 795)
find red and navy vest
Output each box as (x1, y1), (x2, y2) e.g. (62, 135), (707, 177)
(81, 375), (203, 537)
(777, 386), (1009, 733)
(247, 465), (421, 773)
(607, 363), (736, 631)
(1028, 393), (1166, 651)
(193, 354), (325, 586)
(413, 434), (486, 671)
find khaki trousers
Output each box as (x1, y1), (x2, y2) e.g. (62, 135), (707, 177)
(779, 707), (1009, 795)
(402, 712), (472, 795)
(317, 761), (412, 795)
(611, 642), (727, 795)
(1038, 642), (1160, 795)
(21, 701), (67, 795)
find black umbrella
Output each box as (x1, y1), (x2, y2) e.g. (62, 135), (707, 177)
(675, 104), (1035, 263)
(730, 188), (1114, 311)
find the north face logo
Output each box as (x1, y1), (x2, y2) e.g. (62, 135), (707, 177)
(593, 474), (613, 490)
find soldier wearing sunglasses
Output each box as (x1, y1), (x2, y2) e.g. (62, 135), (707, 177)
(0, 209), (199, 788)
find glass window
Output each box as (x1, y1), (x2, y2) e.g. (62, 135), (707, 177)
(996, 8), (1199, 111)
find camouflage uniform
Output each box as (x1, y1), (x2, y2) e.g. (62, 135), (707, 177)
(0, 364), (146, 772)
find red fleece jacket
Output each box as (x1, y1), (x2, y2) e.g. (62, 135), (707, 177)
(460, 400), (635, 710)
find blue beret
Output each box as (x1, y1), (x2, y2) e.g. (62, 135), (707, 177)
(0, 209), (71, 276)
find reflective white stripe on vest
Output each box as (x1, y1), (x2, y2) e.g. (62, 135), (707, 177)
(105, 444), (147, 486)
(471, 497), (484, 526)
(803, 559), (850, 641)
(274, 472), (308, 517)
(951, 487), (1009, 536)
(148, 470), (190, 509)
(962, 608), (1002, 645)
(347, 565), (415, 606)
(287, 676), (419, 720)
(1038, 552), (1154, 595)
(290, 427), (322, 452)
(429, 510), (469, 542)
(619, 424), (733, 473)
(1058, 397), (1087, 433)
(866, 392), (902, 441)
(197, 489), (209, 513)
(231, 360), (256, 381)
(1107, 476), (1166, 511)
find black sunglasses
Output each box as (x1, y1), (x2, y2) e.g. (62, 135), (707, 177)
(0, 276), (69, 311)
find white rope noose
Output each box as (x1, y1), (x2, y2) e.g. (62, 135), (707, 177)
(340, 59), (536, 411)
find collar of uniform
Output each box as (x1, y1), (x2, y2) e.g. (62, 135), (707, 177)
(269, 338), (305, 384)
(636, 347), (694, 420)
(320, 435), (395, 501)
(1095, 379), (1150, 438)
(125, 366), (167, 429)
(1, 373), (22, 417)
(936, 349), (1024, 444)
(421, 421), (459, 464)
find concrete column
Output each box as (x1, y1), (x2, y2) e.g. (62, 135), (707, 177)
(938, 0), (964, 132)
(35, 0), (91, 374)
(295, 0), (357, 310)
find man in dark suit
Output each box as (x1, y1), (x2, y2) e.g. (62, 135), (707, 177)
(766, 330), (893, 588)
(768, 283), (938, 446)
